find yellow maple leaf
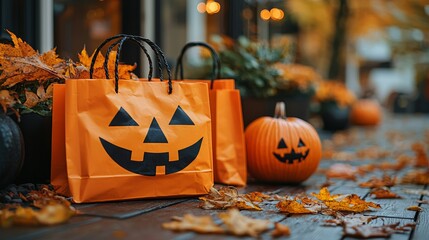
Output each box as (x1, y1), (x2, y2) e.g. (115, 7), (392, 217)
(6, 29), (37, 57)
(77, 47), (93, 68)
(312, 187), (342, 201)
(276, 199), (316, 214)
(40, 49), (64, 66)
(244, 192), (272, 202)
(313, 188), (380, 212)
(199, 187), (262, 211)
(77, 47), (136, 80)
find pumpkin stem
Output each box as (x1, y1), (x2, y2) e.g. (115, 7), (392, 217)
(274, 102), (286, 119)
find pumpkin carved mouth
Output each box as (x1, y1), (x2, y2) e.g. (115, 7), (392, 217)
(100, 137), (203, 176)
(272, 138), (310, 164)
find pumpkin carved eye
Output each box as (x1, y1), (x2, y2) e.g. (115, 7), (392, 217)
(277, 138), (287, 149)
(298, 138), (306, 147)
(276, 138), (306, 149)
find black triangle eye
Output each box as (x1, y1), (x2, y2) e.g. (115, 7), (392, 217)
(109, 107), (139, 126)
(298, 138), (306, 147)
(277, 138), (288, 149)
(169, 106), (194, 125)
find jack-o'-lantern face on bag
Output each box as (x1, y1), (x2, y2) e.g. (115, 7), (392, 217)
(272, 138), (310, 164)
(99, 105), (203, 176)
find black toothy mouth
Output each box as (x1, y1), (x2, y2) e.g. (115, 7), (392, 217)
(100, 137), (203, 176)
(273, 148), (310, 164)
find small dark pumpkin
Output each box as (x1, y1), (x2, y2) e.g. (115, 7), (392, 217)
(320, 102), (350, 131)
(0, 113), (25, 188)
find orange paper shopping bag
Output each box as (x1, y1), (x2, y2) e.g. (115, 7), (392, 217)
(175, 42), (246, 186)
(51, 83), (70, 196)
(51, 35), (213, 203)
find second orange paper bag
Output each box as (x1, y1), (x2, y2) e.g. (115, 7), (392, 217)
(175, 42), (246, 186)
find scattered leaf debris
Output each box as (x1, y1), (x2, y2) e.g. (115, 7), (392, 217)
(199, 187), (262, 211)
(0, 184), (75, 227)
(370, 188), (402, 199)
(271, 222), (291, 238)
(162, 208), (275, 237)
(406, 206), (422, 212)
(343, 222), (415, 238)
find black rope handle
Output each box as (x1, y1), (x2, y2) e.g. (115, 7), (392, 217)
(114, 35), (172, 94)
(89, 34), (154, 82)
(103, 37), (159, 93)
(129, 35), (172, 94)
(175, 42), (221, 80)
(90, 34), (172, 94)
(90, 35), (155, 93)
(90, 34), (128, 78)
(103, 37), (153, 81)
(175, 42), (221, 89)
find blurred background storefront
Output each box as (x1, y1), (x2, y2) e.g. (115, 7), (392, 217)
(1, 0), (429, 112)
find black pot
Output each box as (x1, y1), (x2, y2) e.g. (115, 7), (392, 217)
(320, 102), (350, 131)
(241, 94), (311, 128)
(11, 113), (52, 184)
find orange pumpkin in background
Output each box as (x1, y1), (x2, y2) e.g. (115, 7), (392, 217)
(245, 102), (322, 183)
(350, 99), (382, 126)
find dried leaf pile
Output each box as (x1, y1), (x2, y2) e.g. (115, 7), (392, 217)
(198, 186), (381, 214)
(163, 208), (288, 238)
(0, 184), (75, 227)
(199, 187), (262, 211)
(162, 186), (382, 237)
(324, 213), (415, 238)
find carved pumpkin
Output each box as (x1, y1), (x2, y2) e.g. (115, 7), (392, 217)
(100, 105), (203, 176)
(350, 99), (382, 126)
(245, 102), (321, 183)
(0, 113), (25, 188)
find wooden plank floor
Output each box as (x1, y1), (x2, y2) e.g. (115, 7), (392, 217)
(1, 113), (428, 240)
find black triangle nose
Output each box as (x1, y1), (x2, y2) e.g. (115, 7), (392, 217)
(144, 117), (168, 143)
